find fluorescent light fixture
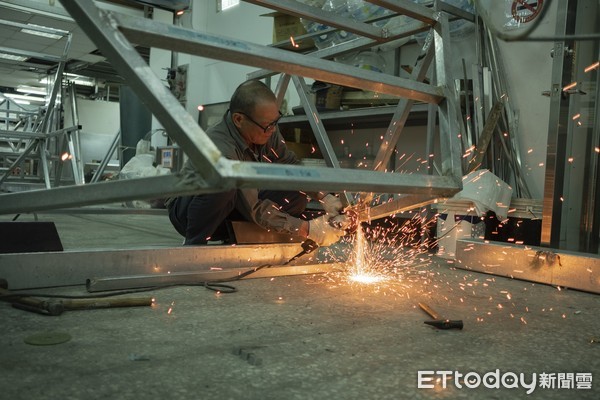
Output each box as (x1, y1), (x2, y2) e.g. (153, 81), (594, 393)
(72, 79), (95, 87)
(40, 73), (95, 87)
(21, 23), (64, 40)
(16, 86), (47, 96)
(13, 99), (30, 105)
(218, 0), (240, 12)
(3, 93), (46, 102)
(0, 52), (28, 61)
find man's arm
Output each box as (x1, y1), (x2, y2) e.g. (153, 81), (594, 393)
(236, 188), (309, 238)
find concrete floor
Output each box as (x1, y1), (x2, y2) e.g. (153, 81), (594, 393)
(1, 210), (599, 399)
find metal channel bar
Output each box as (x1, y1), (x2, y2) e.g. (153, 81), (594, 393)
(485, 27), (531, 199)
(87, 263), (342, 292)
(0, 140), (36, 185)
(425, 103), (438, 175)
(0, 17), (69, 35)
(59, 0), (223, 183)
(432, 12), (464, 179)
(66, 132), (82, 185)
(0, 125), (81, 140)
(0, 46), (63, 63)
(584, 43), (600, 252)
(30, 0), (462, 216)
(0, 243), (338, 290)
(435, 0), (475, 23)
(91, 130), (120, 183)
(455, 239), (600, 295)
(274, 74), (291, 108)
(291, 76), (340, 166)
(290, 75), (353, 208)
(0, 125), (82, 185)
(68, 81), (85, 185)
(372, 30), (435, 172)
(366, 0), (437, 24)
(248, 20), (430, 81)
(38, 138), (51, 188)
(244, 0), (387, 40)
(41, 31), (70, 128)
(112, 12), (443, 104)
(0, 173), (217, 215)
(0, 161), (462, 215)
(541, 0), (577, 248)
(367, 194), (440, 220)
(220, 159), (461, 196)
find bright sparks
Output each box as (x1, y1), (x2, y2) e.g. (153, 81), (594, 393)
(322, 210), (437, 296)
(350, 273), (385, 284)
(584, 61), (599, 73)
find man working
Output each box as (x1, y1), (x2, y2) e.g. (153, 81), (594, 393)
(167, 80), (348, 246)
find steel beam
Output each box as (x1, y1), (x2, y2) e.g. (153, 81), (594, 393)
(455, 239), (600, 295)
(11, 0), (463, 217)
(59, 0), (224, 183)
(0, 46), (63, 63)
(0, 125), (80, 140)
(366, 0), (437, 24)
(433, 12), (464, 178)
(0, 243), (340, 290)
(372, 30), (435, 172)
(541, 0), (578, 247)
(0, 173), (217, 215)
(223, 160), (461, 195)
(0, 160), (462, 215)
(244, 0), (387, 41)
(87, 263), (341, 292)
(292, 76), (340, 168)
(111, 12), (443, 103)
(367, 194), (440, 220)
(248, 20), (430, 81)
(290, 75), (352, 207)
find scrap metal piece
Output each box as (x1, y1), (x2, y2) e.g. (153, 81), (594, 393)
(86, 262), (343, 292)
(455, 239), (600, 294)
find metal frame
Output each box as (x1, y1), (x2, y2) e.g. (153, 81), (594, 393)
(0, 0), (469, 216)
(264, 0), (471, 219)
(0, 243), (341, 290)
(0, 17), (80, 190)
(541, 0), (577, 248)
(455, 239), (600, 295)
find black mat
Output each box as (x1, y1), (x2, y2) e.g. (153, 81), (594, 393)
(0, 222), (63, 253)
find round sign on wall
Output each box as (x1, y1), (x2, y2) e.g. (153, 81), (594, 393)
(511, 0), (544, 24)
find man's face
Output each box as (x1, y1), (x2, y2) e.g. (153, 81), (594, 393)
(233, 101), (282, 146)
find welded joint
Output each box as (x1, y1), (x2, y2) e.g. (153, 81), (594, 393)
(532, 250), (562, 268)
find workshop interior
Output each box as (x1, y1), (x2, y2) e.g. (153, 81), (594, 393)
(0, 0), (599, 399)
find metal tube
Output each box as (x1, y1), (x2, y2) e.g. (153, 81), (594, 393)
(112, 12), (443, 103)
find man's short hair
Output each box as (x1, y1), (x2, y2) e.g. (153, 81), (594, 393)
(230, 80), (276, 115)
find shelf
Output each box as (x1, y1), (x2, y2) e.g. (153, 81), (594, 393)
(279, 102), (430, 132)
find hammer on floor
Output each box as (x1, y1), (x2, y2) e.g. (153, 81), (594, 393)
(0, 278), (153, 316)
(418, 302), (463, 330)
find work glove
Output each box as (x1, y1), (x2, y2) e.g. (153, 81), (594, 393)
(321, 194), (343, 216)
(308, 214), (348, 247)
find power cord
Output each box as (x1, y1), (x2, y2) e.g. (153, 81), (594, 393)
(0, 239), (320, 300)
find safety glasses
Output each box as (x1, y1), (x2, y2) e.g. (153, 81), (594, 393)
(237, 111), (283, 133)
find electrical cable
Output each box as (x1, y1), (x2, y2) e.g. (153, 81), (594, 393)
(0, 240), (320, 301)
(0, 263), (274, 300)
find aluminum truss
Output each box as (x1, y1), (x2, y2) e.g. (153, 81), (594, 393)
(0, 18), (83, 191)
(0, 0), (466, 215)
(249, 0), (469, 219)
